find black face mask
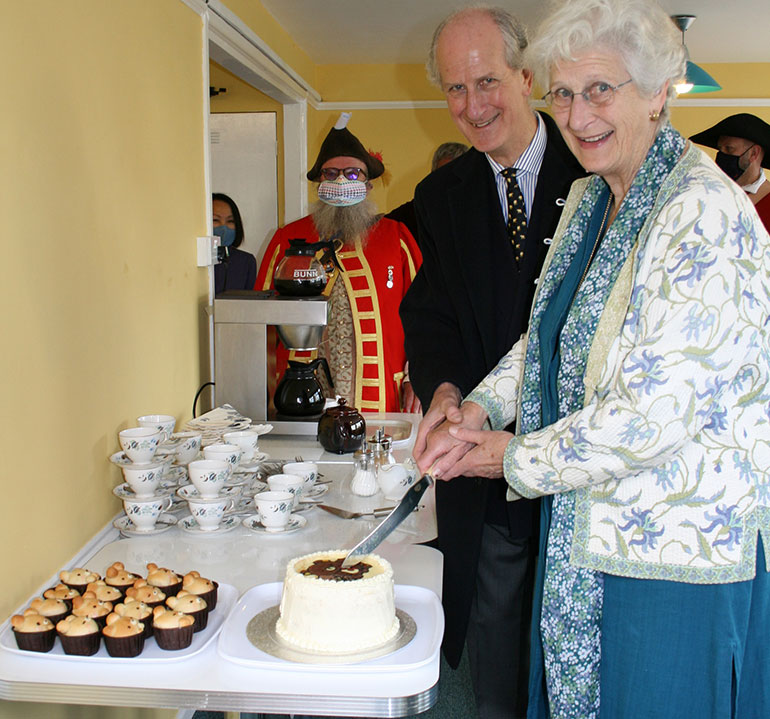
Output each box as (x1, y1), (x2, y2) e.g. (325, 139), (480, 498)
(715, 145), (753, 181)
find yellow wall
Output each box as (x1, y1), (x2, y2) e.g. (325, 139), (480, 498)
(1, 0), (204, 716)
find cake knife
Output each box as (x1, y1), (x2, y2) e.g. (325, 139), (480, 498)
(341, 474), (434, 567)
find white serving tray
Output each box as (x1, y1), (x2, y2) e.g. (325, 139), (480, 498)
(0, 584), (238, 664)
(217, 583), (443, 673)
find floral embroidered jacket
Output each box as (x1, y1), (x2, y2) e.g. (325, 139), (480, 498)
(467, 144), (770, 583)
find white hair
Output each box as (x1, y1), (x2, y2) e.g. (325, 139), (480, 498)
(528, 0), (685, 120)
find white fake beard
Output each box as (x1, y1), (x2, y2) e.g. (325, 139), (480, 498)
(311, 198), (378, 247)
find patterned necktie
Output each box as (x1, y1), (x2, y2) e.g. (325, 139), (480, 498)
(501, 167), (527, 261)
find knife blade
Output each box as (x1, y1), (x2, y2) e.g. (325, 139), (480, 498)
(341, 474), (433, 567)
(318, 504), (394, 519)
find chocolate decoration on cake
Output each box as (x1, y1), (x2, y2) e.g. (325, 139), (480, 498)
(301, 558), (371, 581)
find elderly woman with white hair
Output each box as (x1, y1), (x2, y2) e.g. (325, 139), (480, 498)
(414, 0), (770, 716)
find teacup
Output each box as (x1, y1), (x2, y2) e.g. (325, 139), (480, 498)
(121, 463), (164, 498)
(255, 491), (294, 532)
(186, 496), (234, 531)
(267, 474), (304, 508)
(187, 459), (231, 498)
(282, 461), (318, 492)
(122, 495), (173, 532)
(377, 463), (414, 500)
(137, 414), (176, 442)
(118, 427), (162, 464)
(223, 430), (260, 461)
(203, 443), (242, 471)
(173, 431), (202, 464)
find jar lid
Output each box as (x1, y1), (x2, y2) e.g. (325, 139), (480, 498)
(354, 440), (373, 459)
(368, 426), (392, 450)
(284, 239), (318, 256)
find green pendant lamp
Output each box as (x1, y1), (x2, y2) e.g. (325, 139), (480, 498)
(671, 15), (721, 94)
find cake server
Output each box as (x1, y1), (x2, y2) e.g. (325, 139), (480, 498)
(318, 504), (393, 519)
(341, 474), (434, 567)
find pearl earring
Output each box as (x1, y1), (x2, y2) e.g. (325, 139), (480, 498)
(649, 109), (661, 121)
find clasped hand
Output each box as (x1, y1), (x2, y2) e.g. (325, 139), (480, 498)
(412, 383), (511, 481)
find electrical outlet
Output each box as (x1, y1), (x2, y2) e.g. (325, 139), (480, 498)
(197, 236), (220, 267)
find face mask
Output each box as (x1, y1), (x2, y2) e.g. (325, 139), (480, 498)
(715, 146), (752, 181)
(213, 224), (236, 247)
(317, 177), (367, 207)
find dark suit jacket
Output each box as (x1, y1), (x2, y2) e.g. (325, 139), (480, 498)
(400, 112), (584, 666)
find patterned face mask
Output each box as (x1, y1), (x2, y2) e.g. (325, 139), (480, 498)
(317, 177), (368, 207)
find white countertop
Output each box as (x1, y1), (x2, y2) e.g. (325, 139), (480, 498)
(0, 414), (443, 717)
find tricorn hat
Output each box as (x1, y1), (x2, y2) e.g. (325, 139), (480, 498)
(690, 113), (770, 169)
(306, 112), (385, 181)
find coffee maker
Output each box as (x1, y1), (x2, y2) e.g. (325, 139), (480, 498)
(213, 290), (330, 436)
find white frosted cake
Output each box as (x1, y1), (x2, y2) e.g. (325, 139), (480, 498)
(275, 550), (400, 654)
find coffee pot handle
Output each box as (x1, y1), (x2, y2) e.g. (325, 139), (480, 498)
(311, 357), (335, 394)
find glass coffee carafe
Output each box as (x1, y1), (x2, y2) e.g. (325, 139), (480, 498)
(273, 239), (328, 296)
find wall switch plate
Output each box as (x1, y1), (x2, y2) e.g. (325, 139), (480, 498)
(197, 236), (220, 267)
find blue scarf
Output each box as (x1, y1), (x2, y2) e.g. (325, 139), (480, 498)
(525, 124), (686, 718)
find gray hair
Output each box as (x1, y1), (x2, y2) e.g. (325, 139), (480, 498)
(431, 142), (469, 171)
(528, 0), (685, 121)
(426, 5), (529, 88)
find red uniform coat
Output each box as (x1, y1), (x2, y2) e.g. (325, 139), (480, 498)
(255, 215), (421, 413)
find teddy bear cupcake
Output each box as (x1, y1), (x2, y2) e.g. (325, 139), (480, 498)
(102, 614), (145, 657)
(145, 563), (182, 598)
(10, 612), (56, 653)
(125, 579), (166, 609)
(181, 571), (219, 611)
(85, 580), (123, 604)
(71, 592), (113, 630)
(56, 615), (101, 656)
(103, 562), (140, 598)
(113, 598), (154, 638)
(59, 567), (101, 595)
(27, 597), (69, 627)
(43, 583), (80, 610)
(165, 591), (209, 632)
(151, 606), (195, 651)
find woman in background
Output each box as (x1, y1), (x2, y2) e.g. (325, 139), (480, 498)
(212, 192), (256, 294)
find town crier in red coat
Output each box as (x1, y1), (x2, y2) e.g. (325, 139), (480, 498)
(255, 113), (422, 413)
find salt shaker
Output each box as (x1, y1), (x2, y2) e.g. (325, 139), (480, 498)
(350, 442), (378, 496)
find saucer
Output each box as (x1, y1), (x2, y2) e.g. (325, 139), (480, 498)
(110, 452), (172, 468)
(234, 453), (270, 473)
(113, 482), (176, 501)
(242, 514), (306, 534)
(162, 465), (187, 484)
(179, 515), (239, 535)
(302, 483), (329, 500)
(113, 513), (177, 537)
(177, 485), (241, 502)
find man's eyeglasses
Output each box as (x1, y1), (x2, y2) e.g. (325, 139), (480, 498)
(320, 167), (368, 182)
(542, 79), (633, 109)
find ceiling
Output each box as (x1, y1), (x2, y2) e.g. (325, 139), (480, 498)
(258, 0), (770, 66)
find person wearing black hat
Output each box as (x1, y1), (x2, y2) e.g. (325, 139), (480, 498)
(255, 113), (422, 414)
(690, 113), (770, 230)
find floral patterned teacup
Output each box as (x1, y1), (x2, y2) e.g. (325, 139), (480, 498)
(122, 495), (173, 532)
(187, 459), (231, 498)
(255, 491), (293, 532)
(173, 431), (203, 465)
(118, 427), (162, 464)
(136, 414), (176, 442)
(282, 461), (318, 492)
(266, 474), (304, 508)
(121, 462), (164, 498)
(202, 443), (242, 471)
(223, 430), (260, 461)
(186, 496), (235, 531)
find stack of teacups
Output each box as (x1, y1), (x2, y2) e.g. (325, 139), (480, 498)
(281, 461), (319, 497)
(222, 430), (260, 462)
(181, 459), (235, 531)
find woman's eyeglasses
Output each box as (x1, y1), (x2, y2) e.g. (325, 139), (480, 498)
(320, 167), (368, 181)
(542, 79), (633, 108)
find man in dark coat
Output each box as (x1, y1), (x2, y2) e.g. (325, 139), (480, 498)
(400, 7), (584, 719)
